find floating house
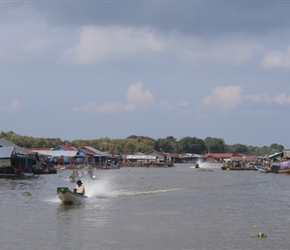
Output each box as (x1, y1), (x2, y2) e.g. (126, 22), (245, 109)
(76, 146), (110, 165)
(125, 150), (173, 167)
(0, 138), (36, 172)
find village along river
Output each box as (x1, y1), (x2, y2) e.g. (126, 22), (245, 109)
(1, 163), (290, 250)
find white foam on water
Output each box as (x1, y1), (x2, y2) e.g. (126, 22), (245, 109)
(44, 196), (60, 203)
(119, 188), (180, 197)
(189, 162), (221, 169)
(83, 179), (115, 198)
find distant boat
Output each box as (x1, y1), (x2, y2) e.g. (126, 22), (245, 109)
(266, 151), (290, 173)
(267, 161), (290, 173)
(57, 186), (87, 205)
(0, 172), (37, 178)
(32, 168), (57, 174)
(254, 166), (268, 173)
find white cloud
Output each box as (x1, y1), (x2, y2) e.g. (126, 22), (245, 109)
(72, 82), (192, 114)
(72, 102), (124, 113)
(61, 25), (263, 67)
(72, 82), (154, 113)
(62, 25), (165, 65)
(246, 93), (272, 104)
(273, 93), (290, 104)
(126, 82), (154, 110)
(246, 93), (290, 105)
(0, 99), (21, 112)
(202, 85), (290, 111)
(159, 99), (191, 112)
(202, 85), (244, 111)
(261, 47), (290, 69)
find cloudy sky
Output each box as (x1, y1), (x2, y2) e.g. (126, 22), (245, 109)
(1, 0), (290, 148)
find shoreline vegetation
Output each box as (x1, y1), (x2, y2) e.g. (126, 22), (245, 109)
(0, 131), (285, 156)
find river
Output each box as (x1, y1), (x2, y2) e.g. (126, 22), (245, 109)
(1, 163), (289, 250)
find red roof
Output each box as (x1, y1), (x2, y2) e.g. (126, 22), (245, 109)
(205, 153), (240, 158)
(61, 145), (76, 151)
(80, 147), (95, 155)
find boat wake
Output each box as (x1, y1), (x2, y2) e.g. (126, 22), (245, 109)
(189, 162), (221, 169)
(84, 179), (114, 198)
(117, 188), (180, 197)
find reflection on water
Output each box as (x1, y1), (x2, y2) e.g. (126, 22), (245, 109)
(1, 165), (290, 250)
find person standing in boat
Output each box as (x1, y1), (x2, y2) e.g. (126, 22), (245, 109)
(74, 180), (85, 195)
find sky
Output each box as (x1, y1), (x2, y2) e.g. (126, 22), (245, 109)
(1, 0), (290, 148)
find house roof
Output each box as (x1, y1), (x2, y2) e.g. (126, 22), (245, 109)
(126, 154), (157, 160)
(30, 149), (78, 157)
(0, 147), (15, 158)
(80, 146), (105, 155)
(52, 145), (76, 151)
(283, 150), (290, 158)
(79, 147), (95, 155)
(0, 138), (34, 155)
(179, 153), (205, 158)
(205, 153), (235, 158)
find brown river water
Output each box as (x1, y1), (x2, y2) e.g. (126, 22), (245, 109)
(1, 163), (289, 250)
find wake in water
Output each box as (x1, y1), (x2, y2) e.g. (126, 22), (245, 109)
(117, 188), (181, 197)
(189, 161), (221, 169)
(83, 177), (182, 198)
(57, 170), (187, 201)
(84, 179), (116, 198)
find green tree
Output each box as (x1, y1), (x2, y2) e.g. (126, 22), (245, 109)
(229, 144), (249, 154)
(154, 136), (177, 153)
(204, 137), (226, 153)
(178, 136), (205, 154)
(270, 143), (284, 152)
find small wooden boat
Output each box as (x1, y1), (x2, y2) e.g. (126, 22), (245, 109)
(221, 166), (256, 171)
(266, 161), (290, 173)
(32, 168), (57, 174)
(57, 186), (87, 205)
(0, 172), (37, 178)
(254, 166), (268, 173)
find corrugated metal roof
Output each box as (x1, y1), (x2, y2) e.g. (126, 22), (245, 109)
(283, 150), (290, 158)
(0, 147), (15, 158)
(82, 146), (104, 155)
(0, 138), (33, 155)
(126, 155), (157, 160)
(269, 152), (282, 158)
(52, 145), (76, 151)
(30, 150), (78, 157)
(205, 153), (236, 158)
(79, 148), (95, 155)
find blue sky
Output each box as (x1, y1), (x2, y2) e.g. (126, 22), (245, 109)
(1, 1), (290, 148)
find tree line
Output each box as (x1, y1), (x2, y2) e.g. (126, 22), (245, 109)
(0, 131), (285, 156)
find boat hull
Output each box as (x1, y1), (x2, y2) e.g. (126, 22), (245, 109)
(0, 172), (36, 178)
(57, 187), (87, 205)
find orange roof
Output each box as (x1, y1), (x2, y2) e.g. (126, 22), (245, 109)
(205, 153), (237, 158)
(60, 145), (76, 151)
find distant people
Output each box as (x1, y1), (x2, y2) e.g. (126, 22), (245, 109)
(87, 168), (94, 179)
(69, 170), (75, 180)
(74, 180), (85, 195)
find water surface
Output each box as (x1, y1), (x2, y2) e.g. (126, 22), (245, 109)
(1, 163), (289, 250)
